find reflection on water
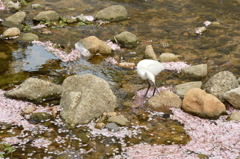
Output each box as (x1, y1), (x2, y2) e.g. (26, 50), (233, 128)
(12, 44), (59, 71)
(0, 0), (240, 158)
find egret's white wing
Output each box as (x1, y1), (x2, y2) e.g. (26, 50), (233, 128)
(147, 61), (164, 76)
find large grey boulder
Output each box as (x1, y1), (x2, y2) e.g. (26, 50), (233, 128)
(79, 36), (112, 55)
(204, 71), (239, 101)
(60, 74), (117, 126)
(33, 11), (60, 22)
(5, 11), (26, 24)
(115, 31), (139, 48)
(5, 78), (63, 103)
(94, 5), (128, 22)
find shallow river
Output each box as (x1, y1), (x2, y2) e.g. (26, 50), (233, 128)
(0, 0), (240, 158)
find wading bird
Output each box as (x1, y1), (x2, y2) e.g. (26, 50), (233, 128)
(137, 59), (164, 97)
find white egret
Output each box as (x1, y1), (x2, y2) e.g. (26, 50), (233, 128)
(137, 59), (165, 97)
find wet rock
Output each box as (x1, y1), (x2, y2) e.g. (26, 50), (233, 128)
(182, 88), (226, 118)
(2, 27), (20, 38)
(32, 4), (45, 9)
(182, 64), (207, 77)
(147, 90), (182, 114)
(107, 115), (129, 126)
(159, 53), (180, 62)
(33, 10), (60, 22)
(118, 62), (135, 68)
(22, 105), (36, 114)
(204, 71), (239, 101)
(175, 81), (202, 98)
(115, 31), (139, 48)
(238, 77), (240, 84)
(4, 78), (62, 103)
(209, 21), (221, 28)
(105, 122), (119, 132)
(122, 83), (143, 94)
(0, 52), (8, 59)
(30, 112), (54, 123)
(144, 45), (157, 60)
(6, 1), (20, 10)
(76, 14), (87, 22)
(55, 154), (75, 159)
(60, 74), (117, 126)
(62, 16), (77, 24)
(2, 21), (22, 30)
(5, 11), (26, 24)
(18, 33), (39, 41)
(79, 36), (112, 55)
(75, 42), (91, 57)
(196, 26), (207, 35)
(228, 111), (240, 122)
(223, 87), (240, 109)
(94, 5), (128, 22)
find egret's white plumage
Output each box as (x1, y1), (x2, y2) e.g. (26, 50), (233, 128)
(137, 59), (164, 97)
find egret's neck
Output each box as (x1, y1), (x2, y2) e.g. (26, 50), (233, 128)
(145, 71), (155, 83)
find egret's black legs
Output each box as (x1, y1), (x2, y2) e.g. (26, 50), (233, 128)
(144, 80), (151, 97)
(153, 82), (160, 96)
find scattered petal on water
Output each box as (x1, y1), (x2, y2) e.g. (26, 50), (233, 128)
(163, 62), (190, 73)
(32, 40), (83, 62)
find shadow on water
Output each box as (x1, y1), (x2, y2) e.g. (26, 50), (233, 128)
(1, 0), (240, 158)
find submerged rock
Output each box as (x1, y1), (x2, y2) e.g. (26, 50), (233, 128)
(32, 3), (45, 9)
(4, 78), (62, 103)
(107, 115), (129, 126)
(182, 88), (226, 119)
(204, 71), (239, 101)
(30, 112), (54, 123)
(60, 74), (117, 126)
(18, 33), (39, 41)
(115, 31), (139, 48)
(33, 11), (60, 22)
(105, 122), (119, 132)
(94, 5), (128, 22)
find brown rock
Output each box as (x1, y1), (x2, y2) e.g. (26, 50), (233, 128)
(228, 111), (240, 122)
(2, 27), (20, 38)
(79, 36), (112, 55)
(147, 90), (182, 114)
(144, 45), (157, 60)
(182, 88), (226, 118)
(159, 53), (180, 62)
(118, 62), (135, 68)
